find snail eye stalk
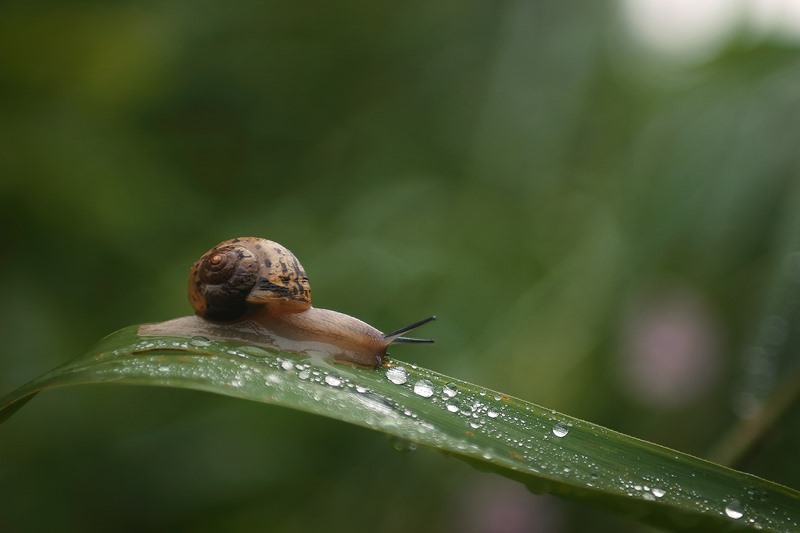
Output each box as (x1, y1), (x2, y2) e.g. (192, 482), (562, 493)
(384, 316), (436, 344)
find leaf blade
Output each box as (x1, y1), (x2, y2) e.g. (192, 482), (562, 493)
(1, 324), (798, 532)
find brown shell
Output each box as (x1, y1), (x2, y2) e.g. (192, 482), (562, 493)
(188, 237), (311, 320)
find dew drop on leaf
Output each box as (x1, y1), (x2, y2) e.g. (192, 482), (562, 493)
(552, 422), (570, 438)
(386, 366), (408, 385)
(413, 379), (435, 397)
(725, 500), (744, 519)
(190, 336), (212, 347)
(388, 436), (418, 454)
(325, 374), (342, 387)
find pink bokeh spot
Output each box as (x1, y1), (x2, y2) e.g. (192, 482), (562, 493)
(618, 284), (723, 409)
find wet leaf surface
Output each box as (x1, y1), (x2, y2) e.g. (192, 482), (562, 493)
(2, 324), (798, 532)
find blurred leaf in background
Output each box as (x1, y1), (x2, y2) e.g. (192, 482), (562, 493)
(1, 1), (800, 531)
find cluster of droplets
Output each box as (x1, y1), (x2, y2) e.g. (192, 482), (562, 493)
(267, 357), (436, 436)
(129, 334), (793, 531)
(378, 363), (763, 523)
(617, 479), (669, 501)
(381, 365), (599, 476)
(388, 368), (502, 431)
(135, 335), (400, 414)
(629, 476), (791, 529)
(118, 337), (274, 389)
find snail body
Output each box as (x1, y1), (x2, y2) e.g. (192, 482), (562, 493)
(187, 237), (434, 368)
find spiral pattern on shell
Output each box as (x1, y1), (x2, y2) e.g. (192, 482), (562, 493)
(188, 237), (312, 320)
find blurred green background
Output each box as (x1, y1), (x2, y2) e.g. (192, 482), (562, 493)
(2, 1), (800, 531)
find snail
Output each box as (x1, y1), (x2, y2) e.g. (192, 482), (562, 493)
(184, 237), (435, 368)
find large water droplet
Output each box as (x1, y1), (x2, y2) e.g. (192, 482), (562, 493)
(190, 336), (212, 347)
(280, 360), (294, 370)
(652, 488), (666, 498)
(413, 379), (435, 397)
(487, 409), (499, 418)
(242, 345), (269, 357)
(325, 374), (342, 387)
(443, 383), (458, 397)
(725, 500), (744, 519)
(552, 422), (570, 438)
(386, 366), (408, 384)
(446, 403), (459, 413)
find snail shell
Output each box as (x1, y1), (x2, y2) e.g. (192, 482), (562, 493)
(185, 237), (434, 368)
(188, 237), (311, 320)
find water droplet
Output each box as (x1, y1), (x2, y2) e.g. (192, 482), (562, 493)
(388, 436), (417, 453)
(190, 336), (212, 347)
(487, 409), (499, 418)
(386, 366), (408, 384)
(443, 383), (458, 397)
(355, 385), (368, 393)
(652, 488), (666, 498)
(298, 370), (310, 380)
(325, 374), (342, 387)
(280, 360), (294, 371)
(413, 379), (435, 397)
(446, 403), (459, 413)
(265, 373), (281, 385)
(552, 422), (570, 438)
(242, 345), (270, 357)
(642, 492), (656, 501)
(725, 500), (743, 519)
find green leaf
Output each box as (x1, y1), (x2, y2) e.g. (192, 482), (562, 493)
(2, 321), (798, 532)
